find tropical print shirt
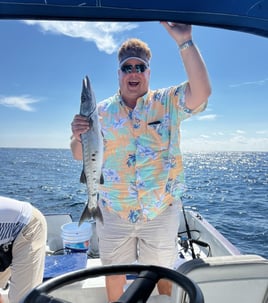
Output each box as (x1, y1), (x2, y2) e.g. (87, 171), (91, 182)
(98, 82), (207, 223)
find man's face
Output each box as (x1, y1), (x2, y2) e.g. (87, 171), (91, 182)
(118, 59), (150, 103)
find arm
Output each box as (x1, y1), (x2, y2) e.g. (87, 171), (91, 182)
(70, 115), (89, 160)
(161, 22), (211, 110)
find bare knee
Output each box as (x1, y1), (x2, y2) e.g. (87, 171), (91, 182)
(105, 275), (127, 302)
(157, 279), (172, 296)
(0, 294), (5, 303)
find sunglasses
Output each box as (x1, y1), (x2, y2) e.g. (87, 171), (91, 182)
(121, 64), (148, 74)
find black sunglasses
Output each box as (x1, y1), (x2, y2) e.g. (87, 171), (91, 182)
(121, 64), (148, 74)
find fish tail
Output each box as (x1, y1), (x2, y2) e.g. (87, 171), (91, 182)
(78, 205), (104, 226)
(78, 204), (91, 226)
(93, 206), (104, 224)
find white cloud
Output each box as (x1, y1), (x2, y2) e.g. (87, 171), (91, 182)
(235, 129), (246, 134)
(182, 136), (268, 152)
(197, 114), (217, 121)
(200, 134), (210, 138)
(229, 78), (268, 88)
(230, 135), (247, 145)
(212, 132), (224, 136)
(23, 20), (138, 54)
(0, 95), (39, 111)
(256, 130), (268, 135)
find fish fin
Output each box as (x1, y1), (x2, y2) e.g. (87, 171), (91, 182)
(78, 204), (91, 226)
(92, 206), (104, 224)
(100, 173), (104, 185)
(80, 169), (87, 184)
(78, 205), (104, 226)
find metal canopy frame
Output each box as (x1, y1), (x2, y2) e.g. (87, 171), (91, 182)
(0, 1), (268, 37)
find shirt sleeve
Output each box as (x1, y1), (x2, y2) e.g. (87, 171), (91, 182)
(174, 82), (208, 120)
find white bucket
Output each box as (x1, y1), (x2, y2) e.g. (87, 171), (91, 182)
(61, 222), (92, 253)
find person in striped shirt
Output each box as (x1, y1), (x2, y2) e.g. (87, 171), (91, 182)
(0, 196), (47, 303)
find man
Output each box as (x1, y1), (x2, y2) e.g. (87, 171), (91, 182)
(0, 196), (47, 303)
(71, 22), (211, 301)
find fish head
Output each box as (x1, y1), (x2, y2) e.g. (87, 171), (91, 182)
(80, 76), (96, 118)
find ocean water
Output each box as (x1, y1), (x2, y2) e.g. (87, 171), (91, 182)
(0, 148), (267, 258)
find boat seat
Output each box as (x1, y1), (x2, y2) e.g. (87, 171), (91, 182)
(45, 214), (72, 253)
(171, 254), (268, 303)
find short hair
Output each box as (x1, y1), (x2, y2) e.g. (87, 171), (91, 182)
(118, 38), (152, 67)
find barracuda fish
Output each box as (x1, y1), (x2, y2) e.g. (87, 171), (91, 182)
(78, 75), (104, 225)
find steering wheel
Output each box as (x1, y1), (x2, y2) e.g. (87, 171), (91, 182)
(22, 264), (204, 303)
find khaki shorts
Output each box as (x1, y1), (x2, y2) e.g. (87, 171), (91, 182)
(0, 207), (47, 303)
(96, 201), (181, 268)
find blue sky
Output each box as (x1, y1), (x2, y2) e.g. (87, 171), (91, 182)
(0, 20), (267, 151)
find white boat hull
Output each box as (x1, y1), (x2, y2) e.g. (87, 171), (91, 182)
(1, 210), (267, 303)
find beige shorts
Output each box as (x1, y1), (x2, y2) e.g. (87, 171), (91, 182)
(96, 201), (181, 268)
(0, 206), (47, 303)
